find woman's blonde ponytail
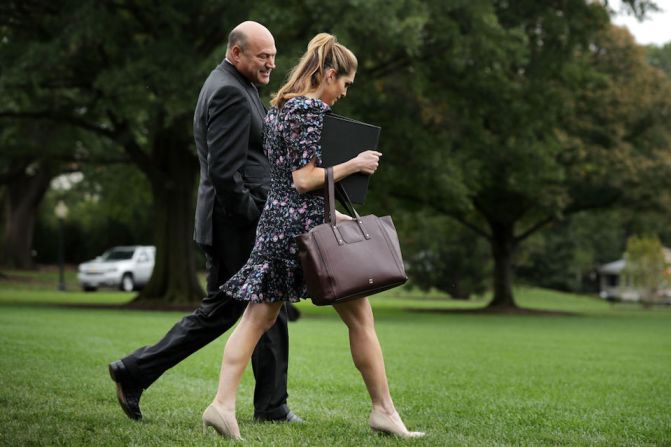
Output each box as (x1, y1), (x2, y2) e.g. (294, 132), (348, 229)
(271, 33), (357, 108)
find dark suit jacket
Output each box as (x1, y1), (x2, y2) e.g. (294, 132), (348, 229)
(193, 60), (270, 246)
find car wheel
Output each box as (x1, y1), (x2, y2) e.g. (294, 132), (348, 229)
(120, 273), (135, 292)
(82, 285), (97, 292)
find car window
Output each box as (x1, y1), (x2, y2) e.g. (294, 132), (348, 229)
(102, 248), (135, 261)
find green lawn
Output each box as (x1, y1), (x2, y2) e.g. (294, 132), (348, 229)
(1, 269), (670, 446)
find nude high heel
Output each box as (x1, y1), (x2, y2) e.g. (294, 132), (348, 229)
(202, 404), (242, 441)
(369, 409), (425, 439)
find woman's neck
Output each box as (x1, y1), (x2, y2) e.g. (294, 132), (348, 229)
(304, 86), (325, 101)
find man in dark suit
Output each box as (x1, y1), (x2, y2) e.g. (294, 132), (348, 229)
(108, 21), (301, 423)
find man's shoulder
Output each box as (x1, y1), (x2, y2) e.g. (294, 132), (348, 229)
(205, 65), (241, 89)
(199, 71), (248, 107)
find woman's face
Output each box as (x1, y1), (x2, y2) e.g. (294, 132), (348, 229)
(321, 69), (355, 106)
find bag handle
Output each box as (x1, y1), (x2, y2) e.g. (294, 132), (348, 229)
(322, 167), (371, 241)
(335, 182), (361, 220)
(323, 167), (337, 225)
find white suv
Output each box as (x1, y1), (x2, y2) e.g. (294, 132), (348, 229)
(77, 246), (155, 292)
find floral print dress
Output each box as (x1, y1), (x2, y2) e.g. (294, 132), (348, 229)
(220, 96), (330, 303)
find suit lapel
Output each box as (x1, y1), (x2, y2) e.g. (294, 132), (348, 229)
(248, 84), (267, 118)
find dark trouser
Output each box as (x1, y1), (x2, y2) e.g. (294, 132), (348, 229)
(121, 224), (291, 419)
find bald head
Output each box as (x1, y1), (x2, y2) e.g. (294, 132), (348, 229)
(226, 21), (276, 85)
(227, 21), (273, 53)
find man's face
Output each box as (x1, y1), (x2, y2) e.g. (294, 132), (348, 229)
(234, 37), (276, 85)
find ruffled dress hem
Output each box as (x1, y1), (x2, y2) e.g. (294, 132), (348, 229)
(219, 256), (308, 304)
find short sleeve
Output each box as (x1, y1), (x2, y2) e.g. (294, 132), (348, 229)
(282, 98), (329, 171)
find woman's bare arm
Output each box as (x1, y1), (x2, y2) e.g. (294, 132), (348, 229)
(292, 150), (382, 194)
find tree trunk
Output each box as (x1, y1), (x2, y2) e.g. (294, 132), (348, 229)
(487, 221), (518, 309)
(133, 127), (204, 304)
(1, 159), (54, 269)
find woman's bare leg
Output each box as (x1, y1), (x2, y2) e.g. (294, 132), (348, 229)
(214, 301), (284, 408)
(333, 298), (394, 413)
(334, 297), (423, 437)
(205, 301), (283, 438)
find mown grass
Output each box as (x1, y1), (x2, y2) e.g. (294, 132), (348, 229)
(0, 269), (670, 446)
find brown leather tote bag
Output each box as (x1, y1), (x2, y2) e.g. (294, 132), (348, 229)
(296, 167), (407, 306)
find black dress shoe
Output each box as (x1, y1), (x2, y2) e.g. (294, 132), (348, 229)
(108, 360), (143, 421)
(255, 410), (304, 423)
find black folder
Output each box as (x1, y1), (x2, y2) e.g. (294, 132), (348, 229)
(320, 113), (381, 204)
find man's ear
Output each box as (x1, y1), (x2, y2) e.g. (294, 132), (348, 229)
(230, 45), (242, 62)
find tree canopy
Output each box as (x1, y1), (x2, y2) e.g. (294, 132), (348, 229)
(1, 0), (669, 308)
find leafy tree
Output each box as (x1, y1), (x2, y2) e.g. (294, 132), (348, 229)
(517, 204), (671, 294)
(623, 234), (666, 301)
(401, 213), (491, 299)
(374, 1), (671, 308)
(0, 121), (76, 268)
(519, 210), (620, 293)
(1, 0), (431, 302)
(0, 1), (256, 303)
(647, 42), (671, 74)
(517, 15), (671, 281)
(2, 0), (668, 309)
(32, 162), (156, 265)
(604, 0), (660, 18)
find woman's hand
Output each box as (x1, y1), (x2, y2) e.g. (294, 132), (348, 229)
(354, 150), (382, 175)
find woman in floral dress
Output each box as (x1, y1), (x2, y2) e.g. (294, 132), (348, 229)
(202, 33), (425, 440)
